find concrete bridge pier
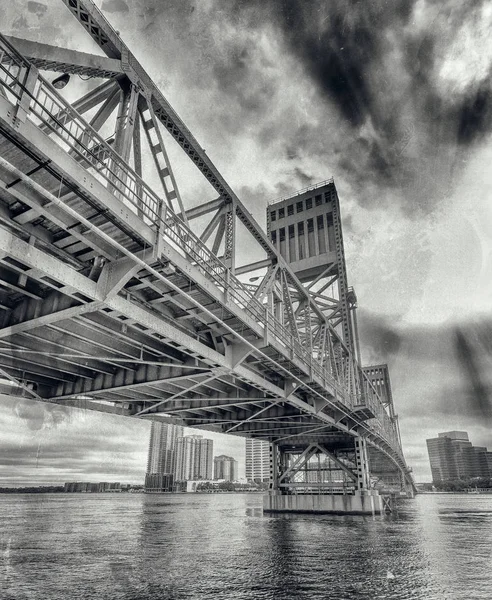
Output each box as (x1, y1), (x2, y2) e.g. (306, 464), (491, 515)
(263, 437), (386, 516)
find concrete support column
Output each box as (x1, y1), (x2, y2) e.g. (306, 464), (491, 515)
(354, 437), (370, 491)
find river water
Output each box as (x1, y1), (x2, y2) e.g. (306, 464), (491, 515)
(0, 492), (490, 599)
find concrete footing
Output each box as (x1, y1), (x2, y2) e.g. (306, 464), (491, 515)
(263, 491), (384, 516)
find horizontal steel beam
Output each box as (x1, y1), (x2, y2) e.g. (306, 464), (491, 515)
(4, 36), (123, 78)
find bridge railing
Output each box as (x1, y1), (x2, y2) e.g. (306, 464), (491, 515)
(0, 34), (399, 451)
(358, 369), (400, 450)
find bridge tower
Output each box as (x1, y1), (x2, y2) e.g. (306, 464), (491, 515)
(262, 185), (409, 511)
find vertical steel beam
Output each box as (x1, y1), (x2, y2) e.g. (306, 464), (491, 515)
(223, 201), (236, 273)
(132, 109), (144, 218)
(354, 436), (371, 491)
(331, 190), (355, 353)
(113, 82), (139, 162)
(211, 216), (226, 256)
(268, 441), (279, 493)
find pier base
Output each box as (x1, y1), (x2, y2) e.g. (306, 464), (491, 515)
(263, 491), (384, 516)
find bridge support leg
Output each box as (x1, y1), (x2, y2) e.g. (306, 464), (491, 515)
(268, 442), (280, 495)
(354, 436), (370, 491)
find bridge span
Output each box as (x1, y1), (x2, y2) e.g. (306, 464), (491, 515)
(0, 0), (415, 513)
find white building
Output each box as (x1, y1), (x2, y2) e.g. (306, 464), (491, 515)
(245, 439), (270, 482)
(214, 455), (238, 481)
(146, 421), (183, 476)
(176, 435), (213, 480)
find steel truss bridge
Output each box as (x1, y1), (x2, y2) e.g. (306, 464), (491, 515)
(0, 0), (415, 499)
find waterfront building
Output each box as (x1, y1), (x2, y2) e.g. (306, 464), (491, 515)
(176, 435), (213, 481)
(145, 421), (183, 492)
(486, 452), (492, 474)
(245, 439), (270, 482)
(63, 481), (121, 492)
(144, 473), (174, 493)
(214, 455), (238, 481)
(426, 431), (491, 482)
(147, 421), (184, 474)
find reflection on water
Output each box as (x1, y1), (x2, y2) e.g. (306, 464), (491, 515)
(0, 493), (491, 599)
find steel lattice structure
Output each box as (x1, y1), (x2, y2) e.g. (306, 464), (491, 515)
(0, 0), (415, 500)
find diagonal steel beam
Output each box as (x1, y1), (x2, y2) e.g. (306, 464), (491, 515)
(0, 302), (101, 339)
(315, 444), (358, 481)
(199, 206), (225, 244)
(278, 445), (318, 483)
(134, 370), (225, 416)
(224, 398), (282, 434)
(0, 366), (42, 399)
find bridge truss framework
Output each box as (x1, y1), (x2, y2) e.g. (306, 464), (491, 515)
(0, 0), (415, 503)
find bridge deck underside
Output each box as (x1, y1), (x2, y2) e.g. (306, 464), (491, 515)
(0, 124), (339, 427)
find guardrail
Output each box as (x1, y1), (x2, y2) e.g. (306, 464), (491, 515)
(268, 178), (335, 206)
(0, 34), (401, 455)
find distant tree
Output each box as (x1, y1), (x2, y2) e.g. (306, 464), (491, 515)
(0, 486), (65, 494)
(217, 481), (234, 491)
(196, 482), (214, 491)
(433, 479), (469, 492)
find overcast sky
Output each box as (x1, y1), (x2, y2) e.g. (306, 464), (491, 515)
(2, 0), (492, 485)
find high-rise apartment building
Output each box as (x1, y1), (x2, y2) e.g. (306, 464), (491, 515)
(426, 431), (491, 482)
(176, 435), (213, 481)
(145, 421), (183, 492)
(245, 439), (270, 482)
(214, 455), (238, 481)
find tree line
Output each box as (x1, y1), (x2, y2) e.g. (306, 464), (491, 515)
(421, 478), (492, 492)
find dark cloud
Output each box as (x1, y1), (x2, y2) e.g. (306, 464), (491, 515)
(456, 85), (492, 145)
(101, 0), (129, 14)
(267, 0), (411, 129)
(453, 326), (492, 422)
(13, 399), (73, 431)
(357, 310), (403, 364)
(141, 0), (490, 214)
(27, 1), (47, 16)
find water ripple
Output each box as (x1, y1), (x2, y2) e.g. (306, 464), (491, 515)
(0, 493), (491, 599)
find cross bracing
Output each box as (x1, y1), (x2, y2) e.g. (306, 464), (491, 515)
(0, 1), (414, 494)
